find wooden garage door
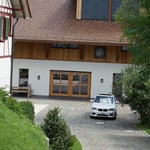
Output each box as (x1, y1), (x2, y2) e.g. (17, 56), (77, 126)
(50, 71), (91, 98)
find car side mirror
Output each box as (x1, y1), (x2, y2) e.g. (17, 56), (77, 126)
(90, 98), (94, 102)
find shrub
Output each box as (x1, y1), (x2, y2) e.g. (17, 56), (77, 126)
(0, 88), (34, 122)
(41, 107), (74, 150)
(0, 88), (9, 101)
(121, 64), (150, 124)
(3, 96), (23, 115)
(19, 101), (34, 122)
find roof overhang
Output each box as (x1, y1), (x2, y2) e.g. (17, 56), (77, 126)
(0, 0), (32, 18)
(10, 0), (32, 18)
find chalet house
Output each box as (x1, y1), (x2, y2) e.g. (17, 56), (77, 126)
(13, 0), (131, 99)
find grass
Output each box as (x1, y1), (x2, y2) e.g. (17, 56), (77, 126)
(0, 100), (48, 150)
(71, 136), (82, 150)
(137, 124), (150, 134)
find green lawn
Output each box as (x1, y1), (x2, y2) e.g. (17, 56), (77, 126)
(0, 100), (48, 150)
(71, 136), (82, 150)
(137, 124), (150, 134)
(0, 95), (82, 150)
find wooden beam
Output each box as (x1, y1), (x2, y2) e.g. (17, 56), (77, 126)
(109, 0), (112, 21)
(76, 0), (82, 19)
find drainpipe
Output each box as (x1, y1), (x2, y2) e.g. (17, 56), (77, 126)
(10, 17), (19, 95)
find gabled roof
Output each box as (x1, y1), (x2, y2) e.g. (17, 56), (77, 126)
(14, 0), (127, 46)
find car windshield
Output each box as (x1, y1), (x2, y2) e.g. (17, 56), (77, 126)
(95, 96), (113, 104)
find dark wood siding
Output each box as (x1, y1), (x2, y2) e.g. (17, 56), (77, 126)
(14, 42), (131, 64)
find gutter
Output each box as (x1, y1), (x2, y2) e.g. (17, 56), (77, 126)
(10, 17), (19, 94)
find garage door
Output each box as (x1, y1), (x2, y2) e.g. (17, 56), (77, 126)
(50, 71), (91, 98)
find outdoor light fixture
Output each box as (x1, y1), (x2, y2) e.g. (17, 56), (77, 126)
(100, 78), (104, 83)
(37, 75), (40, 80)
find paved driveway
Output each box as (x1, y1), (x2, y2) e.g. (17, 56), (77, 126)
(17, 97), (150, 150)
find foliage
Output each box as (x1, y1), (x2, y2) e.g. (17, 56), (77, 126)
(19, 101), (35, 122)
(115, 0), (150, 64)
(70, 136), (82, 150)
(0, 99), (48, 150)
(0, 88), (34, 122)
(41, 107), (74, 150)
(0, 87), (9, 101)
(137, 124), (150, 134)
(121, 64), (150, 124)
(2, 95), (23, 115)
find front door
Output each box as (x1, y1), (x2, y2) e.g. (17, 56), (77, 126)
(50, 71), (91, 98)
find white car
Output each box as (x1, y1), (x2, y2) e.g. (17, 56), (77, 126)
(90, 94), (117, 119)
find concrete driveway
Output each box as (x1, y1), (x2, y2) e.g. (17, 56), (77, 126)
(17, 97), (150, 150)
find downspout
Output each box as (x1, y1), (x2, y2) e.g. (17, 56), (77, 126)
(10, 17), (19, 94)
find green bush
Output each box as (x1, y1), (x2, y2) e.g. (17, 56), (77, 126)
(0, 88), (8, 101)
(3, 96), (23, 115)
(0, 99), (48, 150)
(41, 107), (74, 150)
(19, 101), (34, 122)
(0, 88), (34, 122)
(0, 88), (22, 114)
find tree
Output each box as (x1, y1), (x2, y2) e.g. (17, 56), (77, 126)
(122, 64), (150, 124)
(41, 107), (74, 150)
(115, 0), (150, 64)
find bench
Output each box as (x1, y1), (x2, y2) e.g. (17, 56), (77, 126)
(11, 85), (32, 97)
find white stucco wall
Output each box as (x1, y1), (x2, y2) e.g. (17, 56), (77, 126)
(0, 38), (12, 91)
(13, 59), (129, 98)
(0, 57), (11, 91)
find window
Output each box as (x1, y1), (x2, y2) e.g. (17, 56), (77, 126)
(112, 0), (122, 20)
(82, 0), (109, 20)
(19, 69), (29, 86)
(51, 43), (78, 49)
(121, 46), (128, 51)
(81, 0), (122, 21)
(94, 46), (106, 58)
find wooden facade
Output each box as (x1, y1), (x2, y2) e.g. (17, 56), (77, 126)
(14, 42), (131, 64)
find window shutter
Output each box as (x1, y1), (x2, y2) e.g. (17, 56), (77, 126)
(5, 18), (11, 40)
(0, 17), (2, 41)
(0, 17), (11, 41)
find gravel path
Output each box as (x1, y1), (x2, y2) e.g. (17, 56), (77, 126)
(17, 97), (150, 150)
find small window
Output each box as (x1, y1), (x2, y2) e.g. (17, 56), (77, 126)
(121, 46), (128, 51)
(51, 43), (78, 49)
(94, 46), (106, 58)
(19, 69), (29, 86)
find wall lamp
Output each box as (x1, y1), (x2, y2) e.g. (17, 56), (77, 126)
(100, 78), (104, 83)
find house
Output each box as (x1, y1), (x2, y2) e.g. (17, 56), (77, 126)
(13, 0), (131, 99)
(0, 0), (31, 91)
